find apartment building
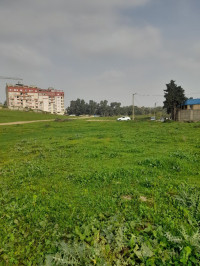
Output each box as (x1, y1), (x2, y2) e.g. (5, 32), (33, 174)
(6, 83), (65, 115)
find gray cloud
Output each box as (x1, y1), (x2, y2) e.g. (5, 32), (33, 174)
(0, 0), (200, 107)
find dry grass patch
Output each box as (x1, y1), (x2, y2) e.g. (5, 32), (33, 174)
(121, 195), (132, 200)
(139, 196), (153, 203)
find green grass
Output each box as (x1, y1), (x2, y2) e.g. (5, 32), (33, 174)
(0, 115), (200, 265)
(0, 108), (62, 123)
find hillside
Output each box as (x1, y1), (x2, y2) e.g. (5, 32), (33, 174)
(0, 109), (63, 123)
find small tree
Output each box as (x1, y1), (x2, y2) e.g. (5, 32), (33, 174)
(163, 80), (187, 120)
(3, 100), (7, 108)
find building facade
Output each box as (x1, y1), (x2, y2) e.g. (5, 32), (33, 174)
(177, 99), (200, 121)
(6, 84), (65, 115)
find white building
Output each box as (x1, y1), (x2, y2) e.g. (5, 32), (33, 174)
(6, 84), (65, 115)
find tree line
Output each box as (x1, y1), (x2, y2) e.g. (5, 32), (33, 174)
(66, 99), (164, 117)
(67, 80), (188, 120)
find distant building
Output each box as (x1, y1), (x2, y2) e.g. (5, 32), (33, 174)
(6, 83), (65, 115)
(178, 98), (200, 121)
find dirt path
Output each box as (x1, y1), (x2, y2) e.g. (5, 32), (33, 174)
(0, 119), (54, 126)
(0, 118), (115, 126)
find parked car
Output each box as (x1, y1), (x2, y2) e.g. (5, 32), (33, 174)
(117, 116), (131, 121)
(150, 116), (155, 121)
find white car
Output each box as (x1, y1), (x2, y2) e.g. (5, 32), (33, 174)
(117, 116), (131, 121)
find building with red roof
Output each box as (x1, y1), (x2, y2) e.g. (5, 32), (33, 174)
(6, 83), (65, 115)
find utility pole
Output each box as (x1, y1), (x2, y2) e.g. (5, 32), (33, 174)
(132, 93), (136, 120)
(154, 102), (156, 119)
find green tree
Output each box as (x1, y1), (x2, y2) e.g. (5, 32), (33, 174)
(87, 100), (98, 115)
(110, 102), (121, 116)
(163, 80), (187, 120)
(67, 98), (86, 116)
(97, 100), (109, 116)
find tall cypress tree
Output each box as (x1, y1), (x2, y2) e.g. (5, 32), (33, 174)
(163, 80), (187, 120)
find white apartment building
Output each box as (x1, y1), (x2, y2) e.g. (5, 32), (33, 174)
(6, 84), (65, 115)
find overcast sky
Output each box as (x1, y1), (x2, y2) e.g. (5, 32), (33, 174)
(0, 0), (200, 107)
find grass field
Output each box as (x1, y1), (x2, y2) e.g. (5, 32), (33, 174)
(0, 111), (200, 265)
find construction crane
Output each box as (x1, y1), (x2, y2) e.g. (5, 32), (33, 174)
(0, 76), (23, 82)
